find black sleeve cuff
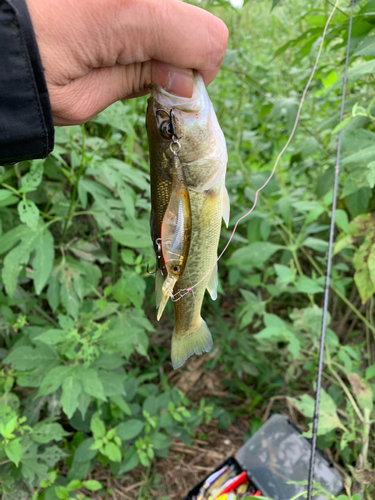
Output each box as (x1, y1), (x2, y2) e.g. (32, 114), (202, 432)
(0, 0), (54, 165)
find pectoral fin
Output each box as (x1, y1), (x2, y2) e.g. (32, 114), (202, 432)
(206, 263), (218, 301)
(222, 186), (230, 227)
(157, 275), (178, 321)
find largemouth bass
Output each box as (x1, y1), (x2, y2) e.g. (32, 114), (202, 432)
(146, 71), (229, 369)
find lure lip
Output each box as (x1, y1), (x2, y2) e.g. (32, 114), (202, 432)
(156, 274), (178, 321)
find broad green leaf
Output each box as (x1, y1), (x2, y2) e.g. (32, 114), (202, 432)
(77, 368), (106, 401)
(332, 116), (352, 134)
(347, 60), (375, 84)
(20, 160), (43, 193)
(4, 345), (58, 371)
(0, 224), (31, 255)
(110, 395), (132, 415)
(366, 160), (375, 188)
(90, 412), (106, 439)
(342, 146), (375, 165)
(35, 329), (69, 345)
(228, 242), (282, 268)
(5, 437), (22, 466)
(37, 365), (72, 397)
(353, 236), (375, 303)
(302, 237), (328, 253)
(82, 480), (102, 491)
(348, 373), (374, 412)
(33, 229), (54, 294)
(150, 432), (169, 450)
(0, 189), (12, 201)
(346, 187), (372, 217)
(32, 422), (69, 444)
(354, 34), (375, 56)
(295, 276), (323, 294)
(335, 210), (349, 233)
(74, 438), (98, 462)
(18, 199), (39, 230)
(39, 445), (67, 467)
(61, 375), (82, 419)
(103, 442), (121, 462)
(116, 419), (144, 441)
(119, 446), (140, 474)
(290, 389), (345, 435)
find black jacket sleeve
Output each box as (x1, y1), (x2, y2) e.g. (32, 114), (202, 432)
(0, 0), (54, 165)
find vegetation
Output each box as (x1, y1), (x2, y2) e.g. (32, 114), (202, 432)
(1, 0), (375, 498)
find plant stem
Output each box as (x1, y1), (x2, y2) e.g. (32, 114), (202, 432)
(60, 124), (86, 243)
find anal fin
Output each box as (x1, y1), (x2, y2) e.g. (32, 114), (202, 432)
(206, 263), (218, 301)
(222, 186), (230, 228)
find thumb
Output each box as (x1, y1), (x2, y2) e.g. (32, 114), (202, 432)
(51, 60), (194, 125)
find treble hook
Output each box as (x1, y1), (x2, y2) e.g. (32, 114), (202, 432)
(155, 108), (178, 138)
(147, 238), (162, 274)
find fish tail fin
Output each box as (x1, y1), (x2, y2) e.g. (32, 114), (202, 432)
(171, 318), (213, 369)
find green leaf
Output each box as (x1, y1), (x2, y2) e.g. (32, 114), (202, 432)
(90, 412), (106, 439)
(0, 224), (31, 255)
(18, 199), (39, 230)
(335, 210), (349, 233)
(116, 419), (144, 441)
(295, 276), (323, 294)
(353, 236), (375, 303)
(61, 374), (82, 418)
(32, 422), (69, 444)
(103, 442), (121, 462)
(347, 59), (375, 84)
(37, 365), (72, 397)
(342, 146), (375, 165)
(110, 395), (132, 415)
(150, 432), (169, 450)
(354, 34), (375, 56)
(290, 389), (346, 435)
(348, 373), (373, 412)
(35, 329), (69, 345)
(74, 438), (98, 462)
(21, 160), (44, 193)
(33, 229), (54, 294)
(302, 237), (328, 253)
(78, 368), (106, 401)
(55, 486), (69, 500)
(0, 189), (12, 201)
(366, 160), (375, 188)
(82, 480), (102, 491)
(4, 344), (58, 371)
(119, 446), (140, 474)
(5, 437), (23, 466)
(228, 242), (282, 268)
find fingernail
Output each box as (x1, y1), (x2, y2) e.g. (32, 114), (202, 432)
(152, 61), (194, 98)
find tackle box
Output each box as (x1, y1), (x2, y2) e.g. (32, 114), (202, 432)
(184, 414), (343, 500)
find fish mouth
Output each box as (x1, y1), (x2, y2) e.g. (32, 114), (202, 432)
(148, 71), (206, 112)
(156, 275), (178, 321)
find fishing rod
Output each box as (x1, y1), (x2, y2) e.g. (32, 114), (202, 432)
(307, 1), (355, 499)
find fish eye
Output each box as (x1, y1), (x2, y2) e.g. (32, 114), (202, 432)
(160, 121), (173, 140)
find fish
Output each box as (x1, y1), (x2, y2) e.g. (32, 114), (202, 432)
(146, 71), (230, 369)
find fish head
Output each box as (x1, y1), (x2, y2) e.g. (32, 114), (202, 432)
(146, 71), (226, 185)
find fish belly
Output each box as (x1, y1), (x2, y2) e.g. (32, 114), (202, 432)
(171, 184), (224, 368)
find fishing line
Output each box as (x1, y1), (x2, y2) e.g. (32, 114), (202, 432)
(172, 0), (340, 301)
(307, 2), (354, 499)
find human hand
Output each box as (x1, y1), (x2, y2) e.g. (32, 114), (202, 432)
(25, 0), (228, 125)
